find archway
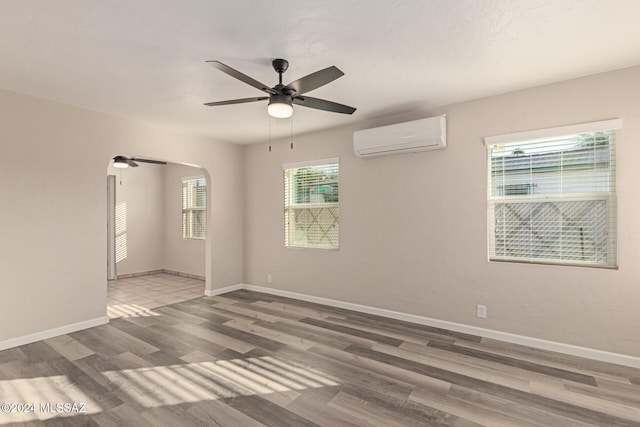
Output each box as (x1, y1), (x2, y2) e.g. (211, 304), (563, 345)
(106, 156), (212, 318)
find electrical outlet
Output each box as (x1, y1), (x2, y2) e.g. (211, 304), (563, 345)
(267, 274), (272, 284)
(477, 304), (487, 319)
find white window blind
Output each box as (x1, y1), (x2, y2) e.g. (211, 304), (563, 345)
(284, 159), (339, 249)
(485, 120), (619, 268)
(182, 177), (206, 240)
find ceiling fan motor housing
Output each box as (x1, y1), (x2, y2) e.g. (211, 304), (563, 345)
(272, 58), (289, 74)
(269, 93), (291, 106)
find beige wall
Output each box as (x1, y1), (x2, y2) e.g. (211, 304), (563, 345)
(105, 162), (205, 278)
(107, 163), (165, 276)
(0, 88), (243, 343)
(163, 163), (206, 277)
(243, 66), (640, 357)
(2, 64), (638, 359)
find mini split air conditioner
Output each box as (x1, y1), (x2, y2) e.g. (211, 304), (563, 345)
(353, 115), (446, 157)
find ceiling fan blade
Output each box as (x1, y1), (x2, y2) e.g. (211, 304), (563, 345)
(293, 96), (356, 114)
(131, 158), (167, 165)
(204, 96), (268, 107)
(126, 159), (139, 167)
(206, 60), (277, 95)
(286, 66), (344, 95)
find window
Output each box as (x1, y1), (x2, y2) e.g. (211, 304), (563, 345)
(182, 177), (206, 240)
(485, 119), (620, 268)
(284, 159), (339, 249)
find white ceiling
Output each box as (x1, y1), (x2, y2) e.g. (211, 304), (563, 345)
(1, 0), (640, 144)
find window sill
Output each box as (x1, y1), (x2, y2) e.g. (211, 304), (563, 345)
(286, 245), (339, 251)
(488, 257), (617, 270)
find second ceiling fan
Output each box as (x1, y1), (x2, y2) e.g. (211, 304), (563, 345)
(204, 59), (356, 118)
(112, 156), (167, 169)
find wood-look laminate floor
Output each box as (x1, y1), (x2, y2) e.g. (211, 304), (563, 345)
(1, 290), (639, 426)
(107, 273), (205, 319)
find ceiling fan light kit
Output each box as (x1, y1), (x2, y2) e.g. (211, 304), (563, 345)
(267, 94), (293, 118)
(113, 157), (129, 168)
(204, 59), (356, 118)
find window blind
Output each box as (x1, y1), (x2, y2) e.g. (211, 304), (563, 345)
(182, 177), (206, 240)
(284, 159), (339, 249)
(486, 120), (619, 268)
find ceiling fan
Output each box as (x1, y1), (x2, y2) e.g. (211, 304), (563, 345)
(204, 59), (356, 118)
(113, 156), (167, 169)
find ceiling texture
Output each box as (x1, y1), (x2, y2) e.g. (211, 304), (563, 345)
(1, 0), (640, 144)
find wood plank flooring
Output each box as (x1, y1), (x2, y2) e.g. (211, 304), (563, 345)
(1, 290), (639, 426)
(107, 273), (205, 319)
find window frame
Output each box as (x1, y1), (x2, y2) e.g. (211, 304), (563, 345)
(283, 158), (340, 250)
(182, 176), (207, 240)
(484, 119), (620, 269)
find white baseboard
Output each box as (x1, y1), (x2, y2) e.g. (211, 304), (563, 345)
(6, 286), (637, 369)
(114, 269), (205, 281)
(205, 283), (244, 297)
(162, 269), (205, 281)
(222, 284), (640, 369)
(0, 316), (109, 352)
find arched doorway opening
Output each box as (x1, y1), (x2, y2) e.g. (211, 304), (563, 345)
(106, 156), (211, 318)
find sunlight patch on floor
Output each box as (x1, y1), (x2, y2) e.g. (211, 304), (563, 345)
(107, 303), (162, 319)
(103, 356), (340, 407)
(0, 375), (102, 424)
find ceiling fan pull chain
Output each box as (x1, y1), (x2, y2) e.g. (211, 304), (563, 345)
(290, 116), (294, 150)
(268, 117), (272, 152)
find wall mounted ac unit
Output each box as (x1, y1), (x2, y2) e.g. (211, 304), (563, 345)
(353, 115), (446, 157)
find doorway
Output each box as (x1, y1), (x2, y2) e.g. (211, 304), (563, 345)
(106, 158), (207, 317)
